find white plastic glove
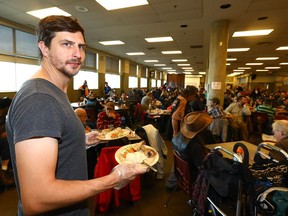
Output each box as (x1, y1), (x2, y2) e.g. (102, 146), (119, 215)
(111, 163), (149, 190)
(85, 131), (100, 146)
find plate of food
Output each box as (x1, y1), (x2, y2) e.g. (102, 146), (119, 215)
(97, 127), (131, 140)
(115, 141), (159, 166)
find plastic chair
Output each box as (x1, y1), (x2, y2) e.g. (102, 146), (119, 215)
(94, 146), (142, 213)
(164, 150), (192, 207)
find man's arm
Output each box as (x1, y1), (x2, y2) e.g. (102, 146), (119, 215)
(16, 137), (146, 215)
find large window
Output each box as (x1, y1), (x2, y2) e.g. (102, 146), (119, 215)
(157, 80), (162, 87)
(128, 77), (138, 88)
(140, 78), (147, 88)
(105, 74), (120, 88)
(151, 79), (156, 88)
(0, 61), (39, 92)
(73, 70), (98, 90)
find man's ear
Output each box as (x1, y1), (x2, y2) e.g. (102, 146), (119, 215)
(38, 41), (48, 57)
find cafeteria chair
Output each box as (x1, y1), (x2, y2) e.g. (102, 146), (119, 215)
(94, 146), (142, 213)
(164, 150), (192, 207)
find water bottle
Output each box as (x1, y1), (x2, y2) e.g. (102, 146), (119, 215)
(121, 116), (126, 128)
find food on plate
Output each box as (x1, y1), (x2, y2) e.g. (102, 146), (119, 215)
(85, 131), (100, 145)
(141, 145), (157, 158)
(121, 146), (135, 158)
(132, 140), (145, 151)
(109, 127), (125, 138)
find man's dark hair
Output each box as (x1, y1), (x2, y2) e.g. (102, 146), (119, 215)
(182, 85), (198, 97)
(36, 15), (85, 58)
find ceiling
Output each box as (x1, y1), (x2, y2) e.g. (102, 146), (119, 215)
(0, 0), (288, 77)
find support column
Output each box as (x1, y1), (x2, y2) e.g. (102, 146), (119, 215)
(207, 20), (229, 106)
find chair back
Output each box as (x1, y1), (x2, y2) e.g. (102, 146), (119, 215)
(174, 150), (192, 195)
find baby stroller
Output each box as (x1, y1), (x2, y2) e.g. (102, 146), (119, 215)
(191, 142), (255, 216)
(249, 142), (288, 216)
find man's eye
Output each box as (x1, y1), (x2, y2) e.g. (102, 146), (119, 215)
(63, 43), (71, 47)
(79, 45), (86, 51)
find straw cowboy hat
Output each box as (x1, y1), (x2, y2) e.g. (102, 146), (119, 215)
(180, 112), (213, 139)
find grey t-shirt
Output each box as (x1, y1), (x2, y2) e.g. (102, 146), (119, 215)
(6, 78), (89, 216)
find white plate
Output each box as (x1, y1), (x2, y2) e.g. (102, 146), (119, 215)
(115, 144), (159, 166)
(98, 128), (131, 140)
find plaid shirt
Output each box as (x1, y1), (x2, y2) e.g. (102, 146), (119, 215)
(208, 106), (225, 119)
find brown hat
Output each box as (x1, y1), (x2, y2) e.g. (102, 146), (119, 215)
(180, 112), (213, 139)
(105, 101), (115, 110)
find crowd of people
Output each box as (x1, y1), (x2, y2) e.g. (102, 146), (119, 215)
(1, 15), (288, 216)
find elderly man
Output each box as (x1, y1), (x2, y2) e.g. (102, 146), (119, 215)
(74, 108), (91, 133)
(224, 96), (252, 141)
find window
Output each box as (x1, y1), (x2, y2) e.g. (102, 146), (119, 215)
(0, 61), (40, 92)
(16, 30), (38, 58)
(73, 70), (98, 90)
(140, 78), (147, 88)
(105, 74), (120, 88)
(129, 76), (138, 88)
(151, 79), (156, 88)
(0, 25), (13, 53)
(157, 80), (162, 87)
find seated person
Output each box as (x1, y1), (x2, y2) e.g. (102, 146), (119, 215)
(256, 98), (276, 133)
(171, 112), (213, 183)
(269, 120), (288, 162)
(141, 91), (153, 111)
(224, 96), (251, 141)
(208, 97), (229, 142)
(96, 102), (121, 129)
(117, 92), (130, 107)
(74, 108), (91, 133)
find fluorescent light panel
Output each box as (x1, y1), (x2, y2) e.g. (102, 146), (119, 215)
(184, 70), (194, 72)
(256, 57), (279, 60)
(227, 58), (237, 61)
(256, 69), (269, 72)
(227, 48), (250, 52)
(145, 36), (173, 43)
(177, 64), (190, 66)
(238, 67), (251, 69)
(276, 46), (288, 50)
(144, 60), (158, 62)
(265, 67), (280, 69)
(27, 7), (71, 19)
(162, 67), (172, 69)
(126, 52), (145, 56)
(161, 51), (182, 54)
(154, 64), (166, 66)
(226, 63), (231, 66)
(172, 59), (187, 62)
(95, 0), (148, 10)
(280, 62), (288, 65)
(232, 29), (273, 37)
(246, 63), (263, 65)
(182, 67), (193, 70)
(199, 72), (206, 74)
(99, 40), (124, 45)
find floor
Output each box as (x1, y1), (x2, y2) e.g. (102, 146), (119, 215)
(0, 128), (263, 216)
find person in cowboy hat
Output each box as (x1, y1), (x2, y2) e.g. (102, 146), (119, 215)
(170, 112), (214, 185)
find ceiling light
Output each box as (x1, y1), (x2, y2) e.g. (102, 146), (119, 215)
(95, 0), (148, 10)
(154, 64), (166, 66)
(184, 69), (194, 72)
(276, 46), (288, 50)
(182, 67), (193, 70)
(238, 67), (251, 69)
(246, 63), (263, 65)
(177, 64), (190, 66)
(226, 63), (231, 66)
(75, 6), (89, 12)
(161, 51), (182, 54)
(265, 66), (280, 69)
(162, 67), (172, 69)
(199, 72), (206, 74)
(256, 57), (279, 60)
(227, 48), (250, 52)
(144, 60), (158, 62)
(167, 69), (176, 71)
(233, 69), (245, 72)
(256, 69), (269, 72)
(99, 40), (124, 45)
(232, 29), (273, 37)
(145, 36), (173, 43)
(172, 59), (187, 62)
(126, 52), (145, 56)
(226, 58), (237, 61)
(27, 7), (71, 19)
(280, 62), (288, 65)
